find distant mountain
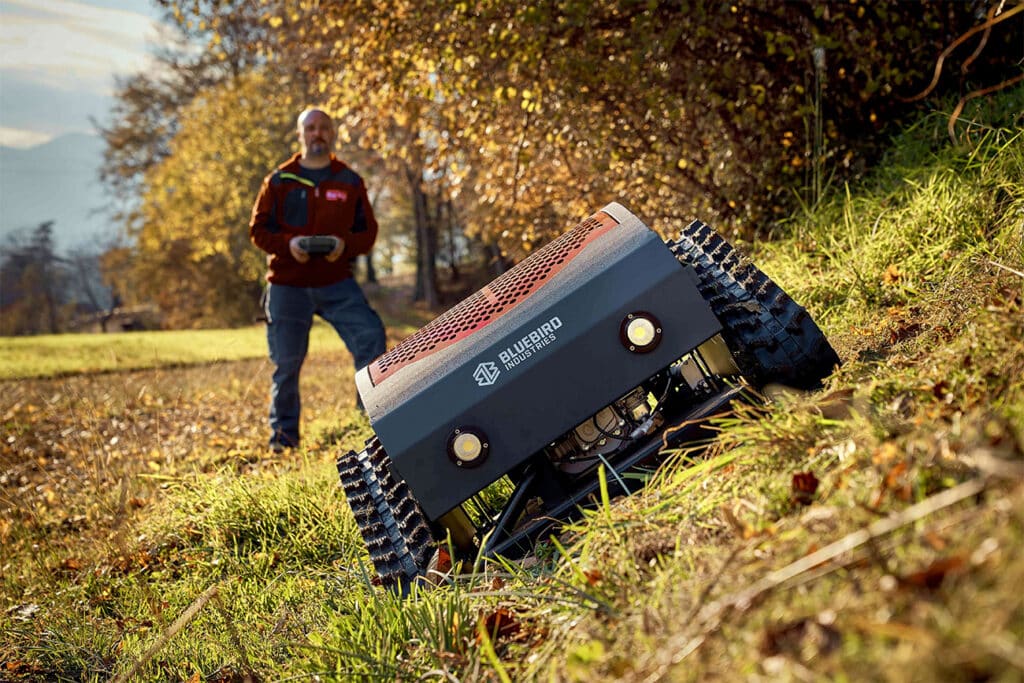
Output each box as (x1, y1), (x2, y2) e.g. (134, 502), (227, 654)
(0, 133), (120, 254)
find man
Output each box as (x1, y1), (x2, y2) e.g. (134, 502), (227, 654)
(250, 107), (387, 452)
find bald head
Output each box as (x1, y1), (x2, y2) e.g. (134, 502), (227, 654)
(296, 108), (336, 168)
(297, 107), (332, 131)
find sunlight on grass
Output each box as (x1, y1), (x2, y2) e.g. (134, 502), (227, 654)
(0, 321), (355, 380)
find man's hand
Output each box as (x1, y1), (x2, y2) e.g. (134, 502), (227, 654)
(289, 236), (311, 264)
(325, 237), (346, 262)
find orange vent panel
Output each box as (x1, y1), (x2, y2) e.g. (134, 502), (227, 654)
(368, 210), (619, 385)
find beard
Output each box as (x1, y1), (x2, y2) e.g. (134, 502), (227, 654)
(307, 139), (330, 156)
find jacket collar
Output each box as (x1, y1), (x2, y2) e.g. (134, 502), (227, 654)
(279, 153), (345, 174)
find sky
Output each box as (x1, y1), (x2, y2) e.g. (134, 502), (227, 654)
(0, 0), (168, 148)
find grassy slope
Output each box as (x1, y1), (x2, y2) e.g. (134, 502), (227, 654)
(1, 98), (1022, 681)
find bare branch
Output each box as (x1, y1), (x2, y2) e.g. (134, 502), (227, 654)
(900, 3), (1024, 103)
(949, 73), (1024, 143)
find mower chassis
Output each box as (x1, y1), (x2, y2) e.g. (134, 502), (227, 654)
(482, 384), (745, 559)
(338, 204), (841, 590)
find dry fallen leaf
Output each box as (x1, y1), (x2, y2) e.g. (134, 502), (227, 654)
(873, 460), (913, 506)
(923, 531), (947, 551)
(59, 557), (84, 573)
(873, 442), (901, 464)
(899, 555), (966, 591)
(883, 263), (903, 284)
(791, 471), (820, 506)
(476, 607), (521, 645)
(434, 548), (452, 573)
(885, 461), (908, 489)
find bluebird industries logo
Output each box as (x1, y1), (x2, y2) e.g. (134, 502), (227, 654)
(473, 362), (501, 387)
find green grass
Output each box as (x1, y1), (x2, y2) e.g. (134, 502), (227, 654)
(0, 325), (313, 380)
(2, 91), (1022, 681)
(0, 283), (428, 380)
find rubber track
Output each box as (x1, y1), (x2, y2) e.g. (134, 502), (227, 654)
(669, 221), (840, 390)
(367, 447), (436, 570)
(337, 437), (435, 589)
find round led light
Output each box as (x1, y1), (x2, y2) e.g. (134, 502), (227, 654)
(626, 317), (656, 346)
(619, 312), (663, 353)
(447, 427), (489, 467)
(453, 432), (482, 462)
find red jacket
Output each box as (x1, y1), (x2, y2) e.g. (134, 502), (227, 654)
(249, 153), (378, 286)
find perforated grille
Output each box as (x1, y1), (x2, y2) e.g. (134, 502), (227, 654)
(368, 210), (619, 385)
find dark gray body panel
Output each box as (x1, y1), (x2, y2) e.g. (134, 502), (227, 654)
(355, 203), (722, 519)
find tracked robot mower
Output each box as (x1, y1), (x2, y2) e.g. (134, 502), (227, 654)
(337, 203), (840, 590)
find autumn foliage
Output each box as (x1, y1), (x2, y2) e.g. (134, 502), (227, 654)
(99, 0), (1022, 325)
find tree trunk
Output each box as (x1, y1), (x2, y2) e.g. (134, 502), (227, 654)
(364, 252), (377, 284)
(445, 199), (460, 282)
(413, 209), (424, 301)
(364, 188), (380, 284)
(34, 222), (61, 333)
(406, 162), (438, 307)
(487, 243), (510, 277)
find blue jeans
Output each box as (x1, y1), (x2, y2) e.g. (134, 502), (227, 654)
(265, 279), (386, 447)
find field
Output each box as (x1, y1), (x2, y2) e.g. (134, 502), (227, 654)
(2, 105), (1022, 681)
(0, 293), (430, 380)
